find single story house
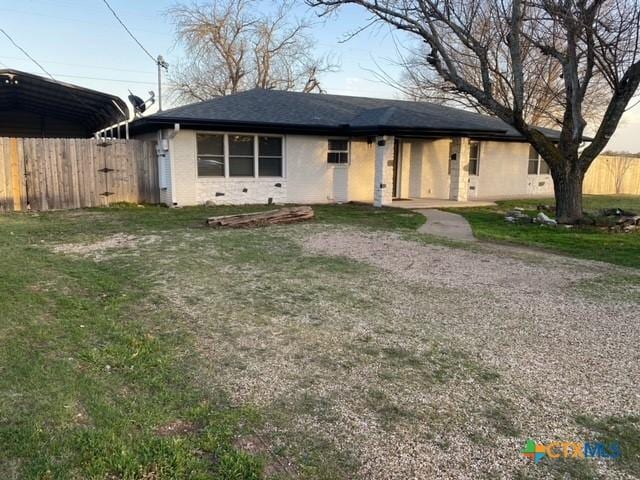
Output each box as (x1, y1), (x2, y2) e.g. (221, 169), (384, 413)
(0, 69), (128, 138)
(129, 89), (560, 207)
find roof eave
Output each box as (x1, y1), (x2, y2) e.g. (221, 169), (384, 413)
(130, 117), (514, 139)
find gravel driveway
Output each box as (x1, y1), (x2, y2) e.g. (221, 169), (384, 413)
(156, 224), (640, 479)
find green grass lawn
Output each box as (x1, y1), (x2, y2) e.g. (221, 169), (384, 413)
(0, 203), (424, 480)
(1, 203), (638, 479)
(449, 195), (640, 268)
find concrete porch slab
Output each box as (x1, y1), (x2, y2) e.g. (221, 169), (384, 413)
(391, 198), (496, 209)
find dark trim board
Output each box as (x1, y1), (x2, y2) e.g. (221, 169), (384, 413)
(129, 118), (557, 142)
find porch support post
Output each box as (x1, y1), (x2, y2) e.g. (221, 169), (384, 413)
(449, 137), (470, 201)
(374, 135), (394, 207)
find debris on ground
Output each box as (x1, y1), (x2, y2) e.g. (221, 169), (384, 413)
(504, 209), (533, 224)
(504, 205), (640, 232)
(206, 206), (314, 228)
(536, 204), (555, 213)
(599, 208), (640, 233)
(504, 209), (557, 226)
(535, 211), (558, 226)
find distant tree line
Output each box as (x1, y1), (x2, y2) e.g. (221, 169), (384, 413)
(601, 151), (640, 158)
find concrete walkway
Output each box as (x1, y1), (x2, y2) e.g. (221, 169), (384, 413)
(415, 209), (477, 242)
(393, 198), (495, 209)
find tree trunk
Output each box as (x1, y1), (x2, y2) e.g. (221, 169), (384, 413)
(552, 168), (584, 224)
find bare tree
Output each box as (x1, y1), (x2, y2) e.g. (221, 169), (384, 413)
(308, 0), (640, 223)
(604, 154), (636, 193)
(395, 45), (609, 128)
(169, 0), (337, 103)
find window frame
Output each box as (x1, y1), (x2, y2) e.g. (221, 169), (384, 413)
(227, 134), (256, 178)
(196, 133), (226, 178)
(527, 145), (550, 176)
(327, 138), (350, 165)
(447, 141), (480, 176)
(195, 131), (285, 179)
(468, 141), (480, 176)
(257, 135), (284, 178)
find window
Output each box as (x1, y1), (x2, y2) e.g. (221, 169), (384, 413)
(468, 142), (480, 176)
(228, 135), (255, 176)
(447, 141), (478, 175)
(258, 136), (283, 176)
(528, 146), (539, 174)
(197, 133), (284, 178)
(539, 159), (550, 174)
(327, 139), (349, 164)
(528, 145), (550, 175)
(197, 134), (225, 177)
(448, 142), (455, 175)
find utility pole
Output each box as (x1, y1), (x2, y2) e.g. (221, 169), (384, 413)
(157, 55), (169, 111)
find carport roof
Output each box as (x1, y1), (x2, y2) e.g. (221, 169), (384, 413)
(0, 69), (128, 132)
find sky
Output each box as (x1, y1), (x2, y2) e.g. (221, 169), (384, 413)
(0, 0), (639, 152)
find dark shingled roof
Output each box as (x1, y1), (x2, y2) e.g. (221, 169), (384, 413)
(130, 88), (559, 140)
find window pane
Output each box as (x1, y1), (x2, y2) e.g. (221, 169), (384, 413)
(328, 139), (348, 151)
(229, 135), (254, 156)
(229, 156), (254, 176)
(259, 137), (282, 157)
(198, 156), (224, 177)
(528, 145), (539, 161)
(259, 156), (282, 176)
(469, 143), (479, 160)
(468, 159), (478, 176)
(539, 159), (550, 174)
(528, 159), (539, 175)
(197, 134), (224, 156)
(327, 151), (348, 164)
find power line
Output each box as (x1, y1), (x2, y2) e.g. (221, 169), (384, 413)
(101, 0), (157, 64)
(0, 54), (156, 75)
(0, 28), (55, 80)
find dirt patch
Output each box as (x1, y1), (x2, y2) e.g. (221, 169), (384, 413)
(235, 434), (297, 477)
(154, 419), (199, 437)
(51, 233), (159, 261)
(147, 225), (639, 479)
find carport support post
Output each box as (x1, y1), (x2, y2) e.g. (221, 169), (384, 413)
(449, 137), (470, 201)
(373, 135), (394, 207)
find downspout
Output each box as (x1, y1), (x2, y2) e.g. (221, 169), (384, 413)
(157, 123), (180, 207)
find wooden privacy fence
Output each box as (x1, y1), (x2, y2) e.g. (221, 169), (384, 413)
(584, 155), (640, 195)
(0, 137), (159, 212)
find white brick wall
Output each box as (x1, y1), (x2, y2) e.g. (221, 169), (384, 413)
(449, 137), (470, 201)
(472, 141), (554, 199)
(152, 128), (553, 206)
(286, 135), (333, 203)
(170, 130), (198, 206)
(198, 178), (287, 205)
(418, 140), (451, 198)
(348, 139), (375, 202)
(373, 136), (395, 206)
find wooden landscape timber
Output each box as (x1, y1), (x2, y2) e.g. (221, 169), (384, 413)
(206, 206), (314, 228)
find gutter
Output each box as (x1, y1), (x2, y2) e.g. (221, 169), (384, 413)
(129, 117), (513, 139)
